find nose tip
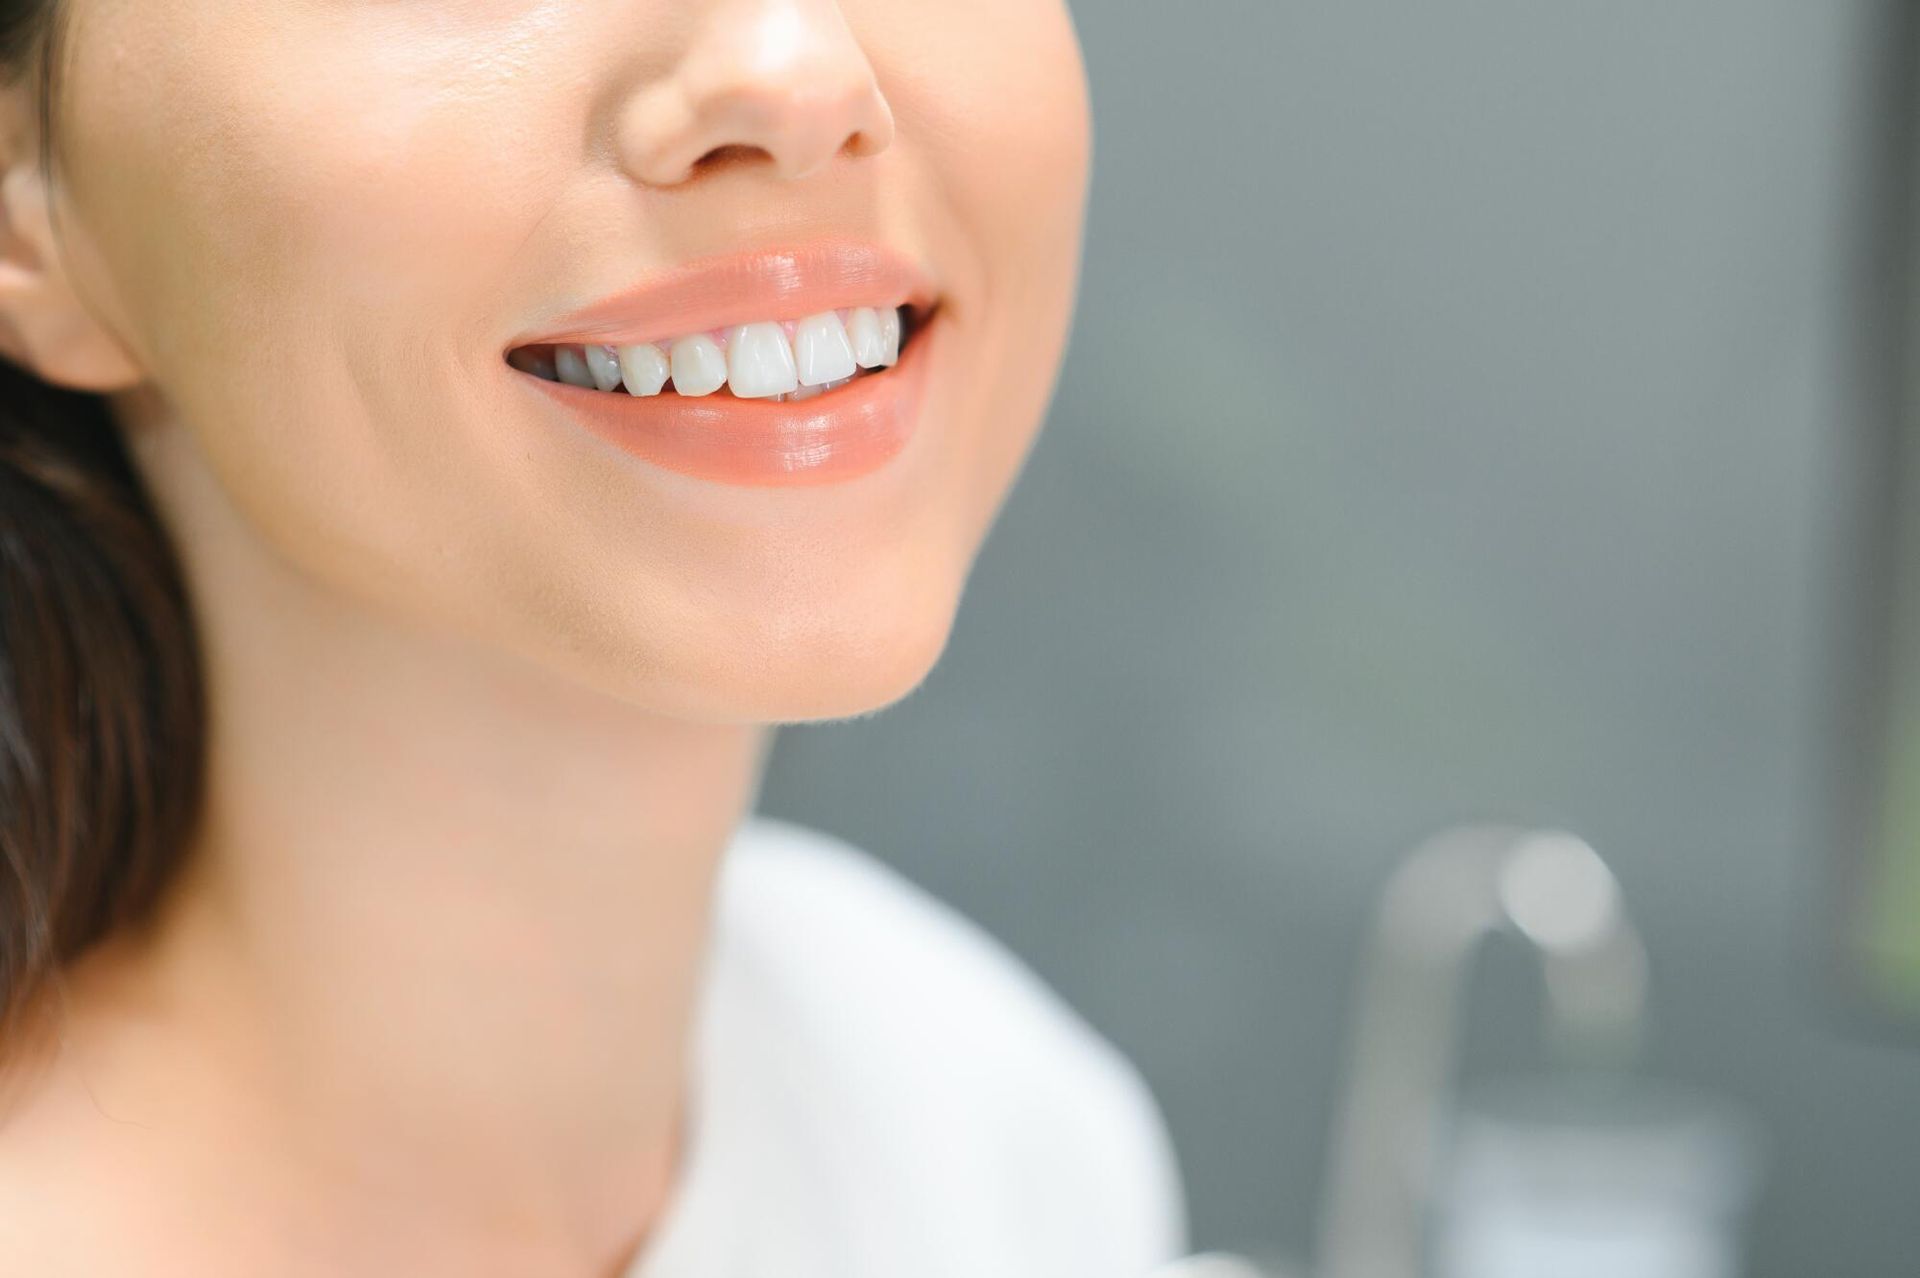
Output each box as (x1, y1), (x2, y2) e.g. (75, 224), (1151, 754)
(623, 1), (896, 188)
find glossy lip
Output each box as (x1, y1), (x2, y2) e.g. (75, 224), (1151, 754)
(506, 238), (940, 350)
(512, 305), (941, 488)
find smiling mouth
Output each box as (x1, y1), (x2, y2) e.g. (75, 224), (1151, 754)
(505, 302), (934, 404)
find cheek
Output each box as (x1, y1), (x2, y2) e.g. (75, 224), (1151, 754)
(936, 3), (1093, 250)
(878, 0), (1093, 524)
(893, 0), (1091, 254)
(64, 5), (564, 367)
(58, 5), (581, 605)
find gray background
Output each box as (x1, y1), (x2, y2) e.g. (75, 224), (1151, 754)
(760, 4), (1920, 1274)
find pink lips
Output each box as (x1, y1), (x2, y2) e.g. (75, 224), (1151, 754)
(506, 239), (939, 488)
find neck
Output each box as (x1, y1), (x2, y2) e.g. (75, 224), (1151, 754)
(63, 416), (772, 1274)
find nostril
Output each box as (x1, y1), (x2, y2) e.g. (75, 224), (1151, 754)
(689, 143), (775, 176)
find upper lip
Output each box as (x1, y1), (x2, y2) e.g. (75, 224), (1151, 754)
(508, 238), (939, 351)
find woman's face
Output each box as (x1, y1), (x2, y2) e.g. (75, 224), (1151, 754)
(31, 0), (1091, 722)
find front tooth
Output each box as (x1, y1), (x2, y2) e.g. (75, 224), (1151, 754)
(583, 344), (623, 392)
(617, 342), (670, 397)
(793, 311), (857, 386)
(877, 308), (901, 366)
(847, 308), (887, 369)
(669, 334), (728, 397)
(725, 322), (799, 398)
(554, 345), (598, 388)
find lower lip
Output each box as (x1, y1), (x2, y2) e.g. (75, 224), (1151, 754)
(513, 316), (937, 488)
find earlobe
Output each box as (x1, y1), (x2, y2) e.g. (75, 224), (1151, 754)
(0, 145), (53, 366)
(0, 117), (143, 393)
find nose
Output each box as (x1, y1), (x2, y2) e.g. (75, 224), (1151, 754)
(620, 0), (895, 187)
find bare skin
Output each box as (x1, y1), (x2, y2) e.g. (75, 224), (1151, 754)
(0, 1), (1091, 1273)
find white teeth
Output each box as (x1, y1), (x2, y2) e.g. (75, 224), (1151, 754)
(793, 311), (858, 386)
(847, 307), (888, 369)
(617, 342), (670, 397)
(554, 345), (597, 388)
(583, 344), (624, 392)
(529, 307), (905, 396)
(725, 322), (799, 398)
(669, 334), (728, 397)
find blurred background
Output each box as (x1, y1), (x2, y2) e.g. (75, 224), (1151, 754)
(759, 3), (1920, 1275)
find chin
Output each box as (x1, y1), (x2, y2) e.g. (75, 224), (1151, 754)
(751, 631), (954, 724)
(613, 583), (966, 727)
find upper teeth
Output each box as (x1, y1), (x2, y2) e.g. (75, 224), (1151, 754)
(535, 306), (904, 399)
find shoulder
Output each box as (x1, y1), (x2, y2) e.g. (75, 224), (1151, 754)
(714, 814), (1191, 1271)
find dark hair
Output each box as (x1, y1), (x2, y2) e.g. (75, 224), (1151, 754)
(0, 0), (207, 1057)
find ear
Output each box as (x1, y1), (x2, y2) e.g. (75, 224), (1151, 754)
(0, 81), (143, 392)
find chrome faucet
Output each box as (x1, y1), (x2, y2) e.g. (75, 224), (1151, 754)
(1147, 824), (1648, 1278)
(1313, 824), (1648, 1278)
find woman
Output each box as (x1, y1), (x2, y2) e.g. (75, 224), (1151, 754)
(0, 0), (1189, 1274)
